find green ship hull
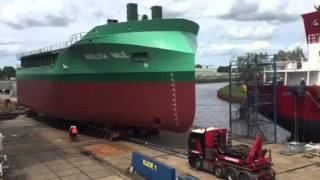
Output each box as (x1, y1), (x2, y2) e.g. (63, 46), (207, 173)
(16, 4), (199, 132)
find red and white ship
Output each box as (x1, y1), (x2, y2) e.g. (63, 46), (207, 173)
(262, 7), (320, 142)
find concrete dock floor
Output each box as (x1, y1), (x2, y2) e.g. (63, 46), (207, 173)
(1, 116), (131, 180)
(1, 115), (320, 180)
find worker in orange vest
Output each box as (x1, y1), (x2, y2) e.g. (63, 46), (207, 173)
(69, 126), (78, 141)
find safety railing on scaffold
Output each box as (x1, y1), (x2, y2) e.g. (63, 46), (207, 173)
(17, 32), (87, 59)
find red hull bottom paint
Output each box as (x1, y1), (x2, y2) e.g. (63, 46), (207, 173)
(17, 80), (195, 132)
(277, 86), (320, 121)
(257, 85), (320, 122)
(255, 85), (320, 141)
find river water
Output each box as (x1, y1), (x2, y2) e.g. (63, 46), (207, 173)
(194, 82), (229, 128)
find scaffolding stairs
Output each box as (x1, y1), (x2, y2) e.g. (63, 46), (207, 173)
(229, 55), (278, 143)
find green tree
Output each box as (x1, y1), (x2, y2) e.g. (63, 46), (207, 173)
(275, 50), (287, 61)
(2, 66), (16, 79)
(288, 47), (306, 62)
(236, 54), (249, 72)
(236, 52), (268, 72)
(195, 64), (202, 68)
(275, 47), (306, 62)
(0, 69), (6, 80)
(217, 66), (229, 73)
(258, 52), (269, 61)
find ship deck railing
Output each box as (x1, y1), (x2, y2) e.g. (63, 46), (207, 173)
(17, 32), (87, 59)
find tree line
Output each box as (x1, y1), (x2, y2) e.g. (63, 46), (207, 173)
(0, 66), (16, 80)
(215, 47), (306, 73)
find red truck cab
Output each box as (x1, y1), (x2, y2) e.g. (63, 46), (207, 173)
(188, 127), (275, 180)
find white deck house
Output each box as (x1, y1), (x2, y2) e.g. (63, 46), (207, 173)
(265, 31), (320, 86)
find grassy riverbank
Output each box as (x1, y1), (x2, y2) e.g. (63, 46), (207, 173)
(217, 84), (247, 102)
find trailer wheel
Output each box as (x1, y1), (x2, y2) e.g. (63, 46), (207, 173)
(194, 158), (202, 170)
(26, 110), (38, 117)
(213, 165), (226, 178)
(226, 167), (238, 180)
(269, 169), (276, 180)
(104, 132), (113, 141)
(239, 171), (252, 180)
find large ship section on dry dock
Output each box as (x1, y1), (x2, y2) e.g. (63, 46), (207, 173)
(16, 3), (199, 132)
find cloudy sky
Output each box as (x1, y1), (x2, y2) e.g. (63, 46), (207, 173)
(0, 0), (318, 68)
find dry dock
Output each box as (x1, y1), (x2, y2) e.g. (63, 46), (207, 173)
(1, 115), (320, 180)
(1, 116), (131, 180)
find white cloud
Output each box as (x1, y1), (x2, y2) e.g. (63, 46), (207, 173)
(217, 23), (277, 40)
(0, 0), (78, 29)
(0, 39), (24, 46)
(0, 0), (316, 67)
(0, 38), (24, 57)
(288, 42), (306, 50)
(207, 43), (235, 55)
(218, 0), (299, 24)
(201, 40), (274, 56)
(247, 41), (273, 51)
